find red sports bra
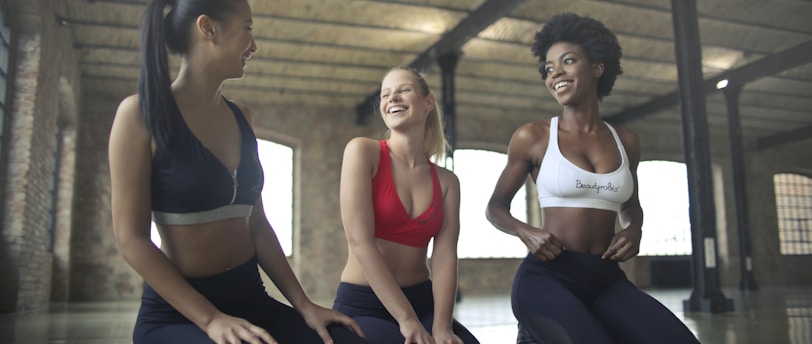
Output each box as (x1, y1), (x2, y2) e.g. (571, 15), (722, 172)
(371, 140), (443, 247)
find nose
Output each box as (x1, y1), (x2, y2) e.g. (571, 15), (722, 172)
(388, 92), (400, 102)
(249, 37), (257, 54)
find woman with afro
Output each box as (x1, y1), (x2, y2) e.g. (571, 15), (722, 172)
(486, 13), (699, 343)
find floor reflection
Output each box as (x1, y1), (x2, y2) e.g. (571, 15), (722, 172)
(0, 287), (809, 343)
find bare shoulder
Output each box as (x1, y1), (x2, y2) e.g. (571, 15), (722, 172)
(433, 164), (460, 189)
(512, 119), (552, 146)
(344, 137), (379, 156)
(342, 137), (382, 173)
(610, 124), (641, 163)
(432, 163), (460, 195)
(508, 118), (552, 163)
(114, 94), (141, 122)
(110, 94), (149, 142)
(612, 125), (641, 149)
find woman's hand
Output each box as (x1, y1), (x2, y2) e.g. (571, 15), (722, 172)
(602, 227), (642, 261)
(400, 319), (435, 344)
(299, 302), (365, 344)
(204, 312), (277, 344)
(520, 227), (565, 261)
(432, 327), (463, 344)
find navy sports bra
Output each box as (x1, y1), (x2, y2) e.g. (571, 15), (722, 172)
(150, 99), (264, 225)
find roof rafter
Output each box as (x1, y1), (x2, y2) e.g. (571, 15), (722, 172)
(605, 39), (812, 126)
(355, 0), (526, 125)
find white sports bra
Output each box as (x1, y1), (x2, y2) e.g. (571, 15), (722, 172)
(536, 117), (634, 212)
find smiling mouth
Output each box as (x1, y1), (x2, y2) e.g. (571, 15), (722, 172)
(554, 81), (571, 90)
(388, 105), (407, 114)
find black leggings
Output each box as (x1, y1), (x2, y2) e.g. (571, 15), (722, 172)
(332, 280), (479, 344)
(512, 252), (699, 344)
(133, 257), (368, 344)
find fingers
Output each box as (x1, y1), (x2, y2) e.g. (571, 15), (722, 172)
(336, 315), (365, 338)
(208, 316), (276, 344)
(246, 324), (276, 344)
(313, 324), (334, 344)
(604, 240), (637, 261)
(533, 234), (565, 261)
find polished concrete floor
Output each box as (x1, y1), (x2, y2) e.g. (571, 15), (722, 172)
(0, 287), (809, 343)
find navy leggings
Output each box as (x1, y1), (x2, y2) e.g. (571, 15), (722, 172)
(133, 257), (368, 344)
(333, 280), (479, 344)
(512, 252), (699, 344)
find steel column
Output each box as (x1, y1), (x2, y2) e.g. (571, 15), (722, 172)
(671, 0), (734, 313)
(723, 84), (758, 291)
(438, 50), (461, 167)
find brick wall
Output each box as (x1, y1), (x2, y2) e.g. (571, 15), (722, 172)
(69, 95), (137, 301)
(0, 0), (81, 312)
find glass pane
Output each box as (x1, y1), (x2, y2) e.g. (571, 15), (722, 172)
(774, 173), (812, 255)
(637, 161), (692, 256)
(455, 149), (527, 259)
(257, 139), (294, 256)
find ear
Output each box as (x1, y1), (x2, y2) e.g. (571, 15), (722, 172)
(195, 15), (216, 41)
(593, 62), (605, 79)
(425, 93), (436, 114)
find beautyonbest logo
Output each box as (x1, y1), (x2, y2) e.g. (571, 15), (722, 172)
(575, 180), (620, 193)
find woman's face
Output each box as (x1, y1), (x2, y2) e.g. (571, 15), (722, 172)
(378, 70), (433, 130)
(542, 42), (602, 106)
(210, 0), (257, 79)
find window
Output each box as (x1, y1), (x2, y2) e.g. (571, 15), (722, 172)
(454, 149), (527, 258)
(257, 139), (294, 256)
(151, 139), (295, 257)
(637, 160), (692, 256)
(774, 173), (812, 255)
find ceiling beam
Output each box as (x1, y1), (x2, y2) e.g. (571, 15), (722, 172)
(605, 39), (812, 125)
(755, 123), (812, 150)
(355, 0), (526, 125)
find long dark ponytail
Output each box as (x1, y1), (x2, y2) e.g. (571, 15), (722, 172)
(138, 0), (238, 150)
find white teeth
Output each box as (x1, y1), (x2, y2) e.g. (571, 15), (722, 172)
(555, 81), (570, 90)
(389, 106), (406, 114)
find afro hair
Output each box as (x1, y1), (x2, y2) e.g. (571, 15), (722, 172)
(532, 13), (623, 100)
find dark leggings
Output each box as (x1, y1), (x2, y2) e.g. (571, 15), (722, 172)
(133, 257), (368, 344)
(512, 252), (699, 344)
(332, 280), (479, 344)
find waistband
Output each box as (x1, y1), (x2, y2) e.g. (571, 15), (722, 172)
(520, 251), (624, 284)
(138, 256), (268, 323)
(333, 280), (434, 321)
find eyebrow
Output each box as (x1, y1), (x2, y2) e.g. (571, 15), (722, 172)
(380, 83), (414, 93)
(544, 50), (576, 65)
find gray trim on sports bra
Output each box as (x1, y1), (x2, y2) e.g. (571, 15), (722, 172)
(152, 204), (254, 226)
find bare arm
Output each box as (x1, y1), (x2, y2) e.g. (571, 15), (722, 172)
(429, 168), (462, 342)
(486, 124), (564, 260)
(604, 127), (644, 261)
(340, 138), (429, 340)
(109, 96), (239, 336)
(238, 104), (363, 342)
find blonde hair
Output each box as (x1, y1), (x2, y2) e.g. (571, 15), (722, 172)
(380, 67), (449, 163)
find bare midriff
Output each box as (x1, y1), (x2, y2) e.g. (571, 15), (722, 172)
(341, 238), (431, 287)
(155, 217), (255, 278)
(541, 207), (619, 254)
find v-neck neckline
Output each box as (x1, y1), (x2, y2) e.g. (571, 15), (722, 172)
(382, 140), (436, 221)
(173, 97), (244, 175)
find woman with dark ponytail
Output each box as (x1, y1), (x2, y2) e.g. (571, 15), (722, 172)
(109, 1), (367, 343)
